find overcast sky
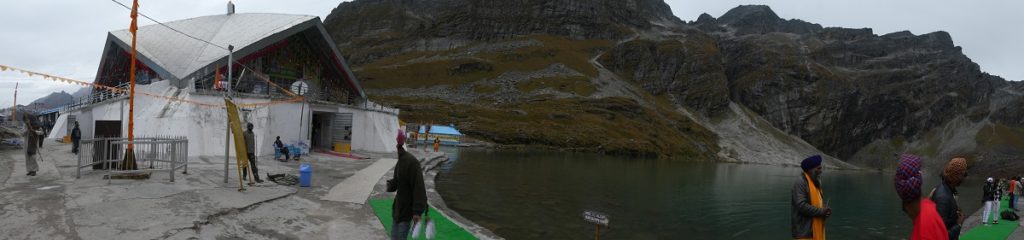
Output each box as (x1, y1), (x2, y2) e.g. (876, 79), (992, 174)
(1, 0), (1021, 107)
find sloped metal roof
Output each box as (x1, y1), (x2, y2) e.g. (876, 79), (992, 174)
(104, 13), (365, 98)
(108, 13), (315, 80)
(419, 125), (463, 136)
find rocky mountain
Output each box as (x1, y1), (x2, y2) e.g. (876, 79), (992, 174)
(25, 90), (74, 111)
(325, 0), (682, 65)
(70, 87), (90, 100)
(18, 87), (88, 113)
(325, 1), (1024, 170)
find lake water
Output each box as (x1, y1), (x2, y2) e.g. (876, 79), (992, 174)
(435, 147), (986, 239)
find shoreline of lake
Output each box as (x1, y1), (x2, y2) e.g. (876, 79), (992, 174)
(435, 147), (987, 239)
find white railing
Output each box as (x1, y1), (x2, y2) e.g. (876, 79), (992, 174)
(77, 136), (189, 182)
(61, 82), (130, 113)
(361, 100), (400, 115)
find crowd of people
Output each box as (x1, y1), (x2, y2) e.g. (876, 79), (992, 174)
(793, 153), (1021, 240)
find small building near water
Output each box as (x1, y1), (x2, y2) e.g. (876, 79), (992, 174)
(417, 125), (463, 146)
(47, 7), (402, 157)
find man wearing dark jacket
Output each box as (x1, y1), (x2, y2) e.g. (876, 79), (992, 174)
(932, 158), (966, 240)
(241, 123), (263, 183)
(23, 118), (41, 176)
(71, 121), (81, 154)
(387, 130), (427, 240)
(792, 155), (831, 239)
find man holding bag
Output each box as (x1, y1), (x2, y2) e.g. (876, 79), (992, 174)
(387, 130), (427, 240)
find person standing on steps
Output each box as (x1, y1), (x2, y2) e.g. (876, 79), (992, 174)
(242, 123), (263, 183)
(387, 130), (427, 240)
(433, 137), (440, 152)
(792, 155), (830, 240)
(983, 177), (999, 226)
(931, 157), (966, 240)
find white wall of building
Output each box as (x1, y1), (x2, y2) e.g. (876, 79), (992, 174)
(65, 81), (399, 157)
(340, 106), (399, 154)
(262, 102), (312, 157)
(46, 113), (69, 140)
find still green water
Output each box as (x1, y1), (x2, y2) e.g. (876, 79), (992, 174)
(435, 147), (986, 239)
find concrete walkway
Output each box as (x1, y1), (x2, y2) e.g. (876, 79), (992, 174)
(0, 140), (395, 239)
(322, 158), (398, 204)
(369, 148), (504, 240)
(961, 196), (1024, 240)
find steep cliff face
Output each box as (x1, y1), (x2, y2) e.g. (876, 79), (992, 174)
(326, 1), (1024, 168)
(326, 0), (679, 40)
(599, 5), (1020, 164)
(597, 30), (730, 115)
(694, 5), (1007, 160)
(325, 0), (682, 64)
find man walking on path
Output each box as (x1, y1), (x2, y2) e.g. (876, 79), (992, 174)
(23, 118), (41, 176)
(982, 177), (999, 226)
(71, 121), (81, 154)
(932, 157), (966, 240)
(895, 154), (949, 240)
(242, 123), (263, 183)
(387, 130), (427, 240)
(792, 155), (831, 240)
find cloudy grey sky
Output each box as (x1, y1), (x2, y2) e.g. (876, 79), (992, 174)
(1, 0), (1021, 107)
(666, 0), (1024, 81)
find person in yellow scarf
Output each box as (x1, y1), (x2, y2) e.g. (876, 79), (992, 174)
(792, 155), (831, 239)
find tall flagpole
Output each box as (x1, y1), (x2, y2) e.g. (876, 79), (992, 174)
(224, 45), (233, 183)
(124, 0), (140, 170)
(12, 82), (17, 125)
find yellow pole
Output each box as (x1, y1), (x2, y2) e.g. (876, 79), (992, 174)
(595, 224), (599, 240)
(225, 99), (253, 191)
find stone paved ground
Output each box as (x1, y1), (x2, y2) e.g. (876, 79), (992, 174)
(0, 140), (390, 240)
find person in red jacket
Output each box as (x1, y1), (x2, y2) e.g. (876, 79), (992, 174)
(895, 154), (948, 240)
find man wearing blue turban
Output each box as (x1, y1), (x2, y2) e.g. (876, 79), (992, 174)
(792, 155), (831, 240)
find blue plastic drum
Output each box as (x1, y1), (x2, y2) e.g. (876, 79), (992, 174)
(299, 163), (312, 187)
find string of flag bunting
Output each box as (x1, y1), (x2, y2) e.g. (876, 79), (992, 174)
(0, 64), (304, 109)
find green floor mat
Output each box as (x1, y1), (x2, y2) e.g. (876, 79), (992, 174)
(370, 198), (478, 240)
(961, 196), (1019, 240)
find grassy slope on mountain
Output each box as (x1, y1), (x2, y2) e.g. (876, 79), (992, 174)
(348, 34), (720, 159)
(357, 36), (609, 89)
(376, 95), (718, 159)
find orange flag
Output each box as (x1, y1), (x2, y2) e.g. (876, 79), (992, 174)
(129, 0), (138, 34)
(214, 68), (222, 90)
